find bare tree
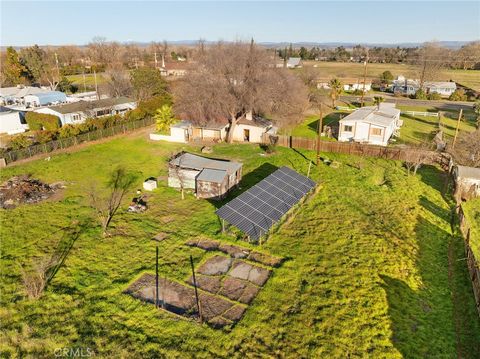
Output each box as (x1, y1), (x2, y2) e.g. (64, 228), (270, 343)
(174, 41), (308, 143)
(404, 141), (434, 175)
(411, 42), (445, 88)
(449, 129), (480, 167)
(101, 63), (132, 98)
(169, 154), (186, 199)
(21, 255), (59, 300)
(89, 167), (137, 236)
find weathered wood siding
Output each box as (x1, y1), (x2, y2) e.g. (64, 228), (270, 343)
(167, 168), (198, 189)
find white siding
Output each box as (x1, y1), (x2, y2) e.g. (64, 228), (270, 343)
(0, 112), (28, 135)
(233, 124), (266, 143)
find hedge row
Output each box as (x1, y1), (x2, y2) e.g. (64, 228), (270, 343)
(25, 112), (61, 131)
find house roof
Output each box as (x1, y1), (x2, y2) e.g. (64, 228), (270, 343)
(339, 104), (400, 128)
(44, 97), (135, 114)
(456, 165), (480, 180)
(237, 115), (272, 128)
(197, 168), (228, 183)
(425, 82), (456, 89)
(287, 57), (302, 67)
(26, 91), (67, 105)
(0, 86), (49, 98)
(170, 153), (242, 174)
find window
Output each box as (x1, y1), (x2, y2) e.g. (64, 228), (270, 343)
(71, 114), (81, 122)
(343, 125), (353, 132)
(96, 109), (110, 117)
(371, 128), (382, 136)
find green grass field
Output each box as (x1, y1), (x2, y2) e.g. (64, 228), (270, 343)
(66, 73), (107, 89)
(302, 61), (480, 91)
(463, 198), (480, 261)
(1, 133), (479, 357)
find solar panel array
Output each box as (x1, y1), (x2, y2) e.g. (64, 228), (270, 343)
(216, 166), (316, 240)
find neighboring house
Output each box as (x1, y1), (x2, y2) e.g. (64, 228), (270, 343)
(391, 75), (457, 97)
(0, 86), (51, 106)
(24, 91), (67, 108)
(0, 106), (27, 135)
(343, 81), (372, 92)
(425, 82), (457, 97)
(151, 112), (275, 144)
(338, 103), (401, 146)
(160, 62), (189, 77)
(453, 165), (480, 201)
(67, 91), (100, 102)
(34, 97), (137, 126)
(168, 152), (243, 200)
(287, 57), (302, 68)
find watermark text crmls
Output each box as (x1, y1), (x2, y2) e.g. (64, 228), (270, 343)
(54, 347), (95, 357)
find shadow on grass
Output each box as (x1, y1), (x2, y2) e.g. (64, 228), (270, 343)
(382, 214), (480, 358)
(417, 165), (446, 194)
(307, 112), (344, 132)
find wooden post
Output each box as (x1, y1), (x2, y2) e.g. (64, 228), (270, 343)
(360, 54), (368, 107)
(155, 246), (159, 308)
(452, 109), (463, 148)
(190, 255), (202, 323)
(316, 104), (323, 165)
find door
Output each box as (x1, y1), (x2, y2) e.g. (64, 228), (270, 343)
(243, 129), (250, 142)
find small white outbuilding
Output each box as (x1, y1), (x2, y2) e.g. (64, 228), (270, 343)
(0, 106), (27, 135)
(453, 165), (480, 201)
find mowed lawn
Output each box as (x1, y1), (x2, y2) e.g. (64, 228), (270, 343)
(1, 133), (479, 358)
(301, 61), (480, 91)
(66, 73), (107, 88)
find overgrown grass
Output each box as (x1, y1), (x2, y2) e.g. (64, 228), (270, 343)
(1, 133), (479, 357)
(463, 198), (480, 260)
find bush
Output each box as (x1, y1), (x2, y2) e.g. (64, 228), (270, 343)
(25, 112), (61, 131)
(414, 89), (427, 100)
(427, 92), (442, 100)
(85, 115), (123, 130)
(35, 130), (58, 144)
(9, 134), (32, 150)
(58, 124), (82, 139)
(449, 89), (467, 101)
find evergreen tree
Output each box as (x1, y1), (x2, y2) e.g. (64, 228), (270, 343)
(2, 47), (27, 86)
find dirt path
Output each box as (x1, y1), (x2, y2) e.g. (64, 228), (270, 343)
(4, 125), (155, 168)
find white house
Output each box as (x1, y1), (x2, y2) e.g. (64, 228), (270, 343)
(287, 57), (302, 68)
(151, 112), (275, 144)
(343, 82), (372, 92)
(0, 106), (27, 135)
(392, 75), (457, 97)
(0, 86), (51, 106)
(34, 97), (137, 126)
(338, 103), (401, 146)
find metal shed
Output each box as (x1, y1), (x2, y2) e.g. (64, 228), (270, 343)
(168, 152), (242, 200)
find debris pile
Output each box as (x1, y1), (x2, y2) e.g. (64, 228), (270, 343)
(0, 175), (61, 209)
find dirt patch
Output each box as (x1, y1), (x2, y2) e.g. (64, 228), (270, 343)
(219, 277), (260, 304)
(248, 251), (284, 268)
(229, 260), (271, 286)
(188, 274), (222, 293)
(218, 243), (250, 258)
(197, 255), (232, 275)
(0, 175), (64, 209)
(126, 273), (246, 328)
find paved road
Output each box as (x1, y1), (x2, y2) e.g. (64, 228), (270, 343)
(339, 95), (474, 111)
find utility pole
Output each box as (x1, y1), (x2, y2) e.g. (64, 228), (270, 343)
(54, 52), (60, 90)
(154, 52), (158, 69)
(316, 103), (323, 165)
(360, 51), (368, 107)
(93, 69), (99, 100)
(190, 255), (202, 323)
(452, 109), (463, 148)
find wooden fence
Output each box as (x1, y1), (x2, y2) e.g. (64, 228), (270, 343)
(2, 117), (155, 165)
(456, 205), (480, 316)
(263, 134), (448, 167)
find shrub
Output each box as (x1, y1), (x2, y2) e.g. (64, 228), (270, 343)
(35, 130), (58, 144)
(427, 92), (442, 100)
(449, 89), (467, 101)
(9, 134), (32, 150)
(414, 89), (427, 100)
(58, 124), (82, 139)
(25, 112), (61, 131)
(85, 115), (122, 130)
(136, 94), (172, 118)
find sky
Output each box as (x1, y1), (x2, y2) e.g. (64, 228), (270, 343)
(1, 1), (479, 46)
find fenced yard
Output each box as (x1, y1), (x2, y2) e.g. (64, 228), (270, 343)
(0, 136), (479, 357)
(2, 117), (155, 165)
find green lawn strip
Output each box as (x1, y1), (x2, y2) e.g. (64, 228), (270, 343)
(463, 198), (480, 261)
(0, 135), (479, 357)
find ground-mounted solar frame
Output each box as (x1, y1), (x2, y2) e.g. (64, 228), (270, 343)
(216, 166), (316, 240)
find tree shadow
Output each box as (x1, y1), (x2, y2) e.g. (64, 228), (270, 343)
(417, 165), (446, 194)
(381, 214), (480, 358)
(307, 112), (344, 132)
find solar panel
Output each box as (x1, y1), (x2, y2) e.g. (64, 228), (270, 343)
(216, 166), (316, 240)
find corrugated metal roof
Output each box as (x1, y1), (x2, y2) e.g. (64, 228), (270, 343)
(26, 91), (67, 105)
(170, 153), (242, 174)
(457, 165), (480, 180)
(339, 105), (400, 128)
(197, 168), (227, 183)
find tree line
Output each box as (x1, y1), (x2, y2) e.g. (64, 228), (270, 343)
(277, 41), (480, 69)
